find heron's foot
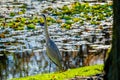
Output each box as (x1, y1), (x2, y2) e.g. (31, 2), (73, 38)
(59, 67), (67, 72)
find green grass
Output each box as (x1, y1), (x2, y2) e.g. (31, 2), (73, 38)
(11, 64), (103, 80)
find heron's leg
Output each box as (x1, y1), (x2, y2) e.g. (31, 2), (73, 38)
(49, 61), (51, 73)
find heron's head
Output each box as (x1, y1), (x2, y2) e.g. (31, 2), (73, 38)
(39, 14), (47, 26)
(40, 14), (47, 26)
(40, 14), (46, 19)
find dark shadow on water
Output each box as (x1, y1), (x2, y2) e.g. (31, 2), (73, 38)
(0, 51), (8, 80)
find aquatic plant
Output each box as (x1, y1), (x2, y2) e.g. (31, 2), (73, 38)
(19, 4), (27, 8)
(9, 12), (16, 17)
(1, 2), (112, 30)
(27, 23), (36, 29)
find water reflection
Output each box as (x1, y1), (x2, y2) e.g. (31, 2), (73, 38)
(0, 49), (52, 80)
(0, 21), (112, 80)
(0, 43), (91, 79)
(0, 51), (8, 80)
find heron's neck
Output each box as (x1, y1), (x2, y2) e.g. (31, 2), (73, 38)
(43, 18), (50, 41)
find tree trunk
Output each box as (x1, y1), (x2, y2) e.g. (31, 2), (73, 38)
(104, 0), (120, 80)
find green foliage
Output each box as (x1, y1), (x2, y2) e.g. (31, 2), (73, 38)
(12, 65), (103, 80)
(18, 11), (24, 15)
(2, 2), (113, 30)
(43, 2), (112, 29)
(90, 20), (101, 25)
(21, 9), (26, 14)
(27, 23), (36, 29)
(61, 5), (71, 14)
(72, 17), (81, 22)
(61, 23), (71, 29)
(60, 15), (72, 20)
(20, 17), (27, 23)
(46, 16), (56, 23)
(8, 21), (24, 30)
(9, 12), (15, 17)
(19, 4), (27, 8)
(65, 20), (73, 25)
(42, 7), (54, 13)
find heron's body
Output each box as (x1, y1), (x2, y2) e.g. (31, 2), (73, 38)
(41, 14), (63, 70)
(46, 39), (62, 69)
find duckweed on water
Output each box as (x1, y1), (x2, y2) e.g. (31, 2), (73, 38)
(0, 2), (112, 30)
(12, 64), (103, 80)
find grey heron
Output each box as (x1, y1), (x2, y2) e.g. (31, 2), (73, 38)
(40, 14), (63, 70)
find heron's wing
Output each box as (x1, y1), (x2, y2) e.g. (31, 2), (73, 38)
(46, 39), (62, 66)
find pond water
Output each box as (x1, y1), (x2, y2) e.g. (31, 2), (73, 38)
(0, 0), (112, 80)
(0, 23), (111, 80)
